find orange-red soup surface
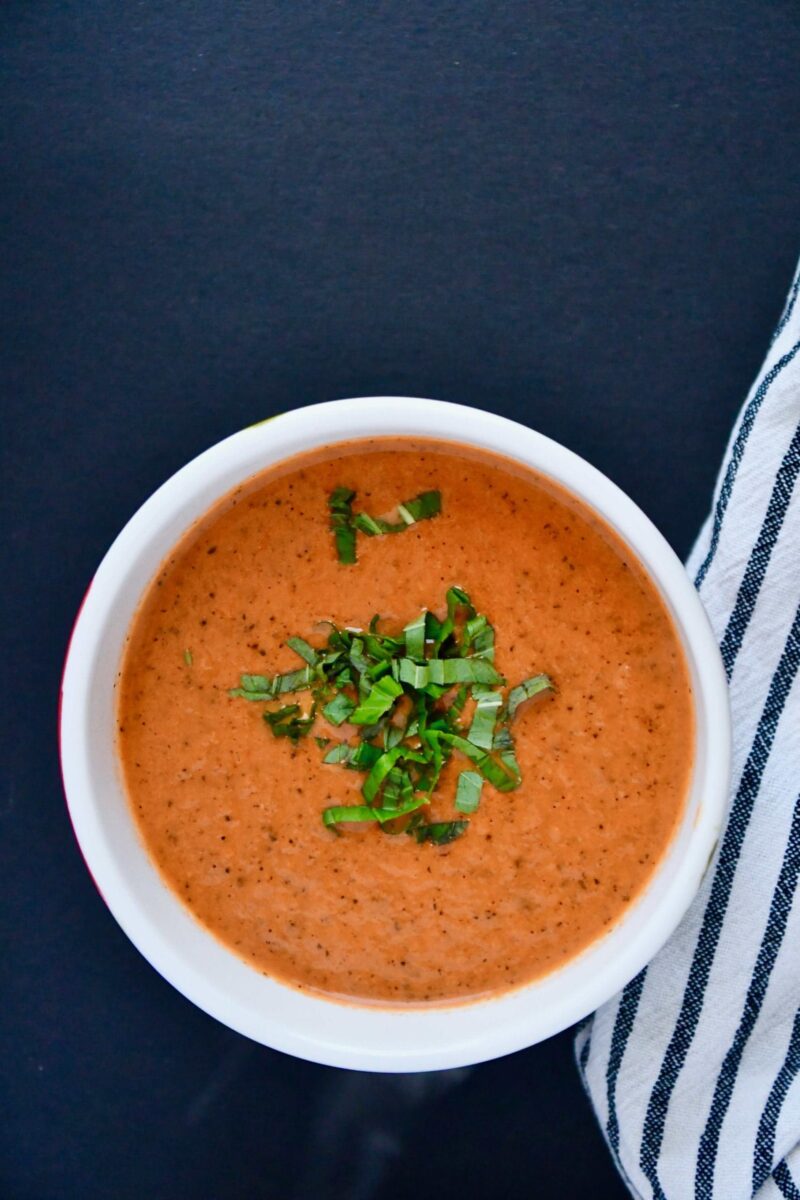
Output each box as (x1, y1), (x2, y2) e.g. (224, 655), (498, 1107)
(117, 439), (693, 1005)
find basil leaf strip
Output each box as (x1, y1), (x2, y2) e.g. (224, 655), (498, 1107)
(412, 820), (469, 845)
(322, 740), (384, 769)
(467, 689), (503, 750)
(455, 770), (483, 813)
(239, 673), (270, 691)
(272, 666), (316, 694)
(398, 657), (503, 688)
(322, 742), (352, 764)
(264, 703), (316, 742)
(430, 731), (520, 792)
(464, 614), (495, 662)
(352, 512), (387, 537)
(350, 741), (384, 770)
(286, 636), (319, 667)
(396, 490), (441, 524)
(348, 637), (370, 679)
(322, 694), (356, 726)
(497, 745), (522, 786)
(507, 673), (555, 718)
(362, 746), (427, 804)
(350, 675), (403, 725)
(403, 611), (427, 659)
(381, 767), (415, 810)
(229, 665), (315, 700)
(323, 794), (427, 829)
(446, 585), (474, 619)
(329, 486), (357, 564)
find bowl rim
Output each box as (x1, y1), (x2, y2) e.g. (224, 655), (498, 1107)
(59, 396), (731, 1072)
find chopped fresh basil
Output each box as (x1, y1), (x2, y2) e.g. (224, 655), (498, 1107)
(322, 693), (356, 726)
(329, 488), (441, 562)
(329, 486), (357, 564)
(446, 585), (473, 618)
(496, 744), (522, 786)
(381, 767), (414, 810)
(350, 675), (403, 725)
(183, 649), (193, 666)
(352, 511), (387, 537)
(322, 741), (353, 764)
(397, 490), (441, 524)
(348, 741), (384, 770)
(264, 703), (316, 742)
(464, 614), (495, 662)
(398, 657), (503, 688)
(272, 666), (316, 694)
(431, 731), (520, 792)
(362, 745), (426, 804)
(348, 637), (370, 679)
(286, 636), (319, 667)
(411, 820), (469, 845)
(240, 673), (270, 691)
(467, 688), (503, 750)
(455, 770), (483, 814)
(229, 665), (315, 701)
(507, 673), (555, 718)
(323, 793), (427, 829)
(403, 612), (427, 660)
(230, 587), (554, 846)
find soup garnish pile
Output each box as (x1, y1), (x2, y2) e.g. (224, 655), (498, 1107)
(229, 578), (554, 845)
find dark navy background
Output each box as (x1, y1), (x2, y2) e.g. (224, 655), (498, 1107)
(3, 3), (800, 1197)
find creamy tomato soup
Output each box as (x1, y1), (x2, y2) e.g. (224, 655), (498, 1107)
(117, 439), (693, 1005)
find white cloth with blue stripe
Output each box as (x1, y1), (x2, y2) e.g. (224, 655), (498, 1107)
(576, 259), (800, 1200)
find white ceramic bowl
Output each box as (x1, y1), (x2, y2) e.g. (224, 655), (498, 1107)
(60, 397), (730, 1072)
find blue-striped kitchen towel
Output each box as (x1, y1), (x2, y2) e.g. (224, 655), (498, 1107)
(576, 258), (800, 1200)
